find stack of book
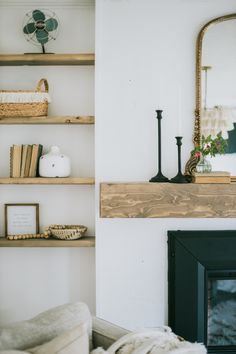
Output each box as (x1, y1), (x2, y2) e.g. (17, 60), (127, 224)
(10, 144), (43, 178)
(192, 171), (231, 184)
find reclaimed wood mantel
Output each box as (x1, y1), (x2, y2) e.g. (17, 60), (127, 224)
(100, 182), (236, 218)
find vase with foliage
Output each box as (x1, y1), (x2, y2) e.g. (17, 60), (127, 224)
(191, 133), (227, 173)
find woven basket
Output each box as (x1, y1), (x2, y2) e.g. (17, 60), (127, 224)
(0, 78), (50, 118)
(45, 224), (87, 240)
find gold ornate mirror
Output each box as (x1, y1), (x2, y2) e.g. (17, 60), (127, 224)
(186, 13), (236, 176)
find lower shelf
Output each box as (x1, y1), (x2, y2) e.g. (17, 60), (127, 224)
(0, 177), (95, 185)
(0, 236), (95, 247)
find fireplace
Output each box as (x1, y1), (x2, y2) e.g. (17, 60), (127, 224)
(168, 230), (236, 354)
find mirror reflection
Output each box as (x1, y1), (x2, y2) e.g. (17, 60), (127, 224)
(201, 18), (236, 173)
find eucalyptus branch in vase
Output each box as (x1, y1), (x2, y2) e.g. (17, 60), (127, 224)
(191, 133), (227, 173)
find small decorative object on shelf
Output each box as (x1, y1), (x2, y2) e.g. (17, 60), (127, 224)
(7, 233), (49, 240)
(5, 203), (39, 237)
(23, 9), (59, 54)
(195, 155), (212, 173)
(0, 79), (50, 118)
(39, 146), (71, 177)
(149, 110), (169, 183)
(192, 171), (231, 184)
(44, 224), (87, 240)
(170, 137), (188, 183)
(192, 133), (227, 174)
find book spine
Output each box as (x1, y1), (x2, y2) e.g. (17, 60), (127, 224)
(36, 144), (43, 177)
(10, 146), (13, 178)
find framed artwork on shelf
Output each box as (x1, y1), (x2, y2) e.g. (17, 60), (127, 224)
(5, 203), (39, 236)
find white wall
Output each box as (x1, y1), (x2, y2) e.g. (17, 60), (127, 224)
(95, 0), (236, 330)
(0, 0), (95, 324)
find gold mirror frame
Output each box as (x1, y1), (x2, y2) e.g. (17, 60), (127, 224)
(185, 13), (236, 176)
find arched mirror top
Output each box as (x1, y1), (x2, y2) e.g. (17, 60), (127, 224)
(195, 13), (236, 146)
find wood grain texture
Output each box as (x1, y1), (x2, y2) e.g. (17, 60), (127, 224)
(0, 54), (95, 66)
(0, 116), (95, 125)
(0, 177), (95, 185)
(0, 236), (95, 247)
(100, 182), (236, 218)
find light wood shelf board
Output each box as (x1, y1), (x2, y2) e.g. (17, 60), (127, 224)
(0, 116), (95, 125)
(0, 177), (95, 185)
(0, 237), (95, 247)
(100, 182), (236, 218)
(0, 54), (95, 66)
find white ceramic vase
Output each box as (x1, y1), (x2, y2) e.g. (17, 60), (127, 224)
(39, 146), (71, 177)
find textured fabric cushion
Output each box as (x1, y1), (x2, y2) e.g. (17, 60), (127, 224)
(0, 303), (92, 351)
(28, 323), (88, 354)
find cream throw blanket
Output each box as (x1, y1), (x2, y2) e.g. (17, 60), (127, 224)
(91, 327), (206, 354)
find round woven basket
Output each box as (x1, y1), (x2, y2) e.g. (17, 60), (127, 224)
(46, 225), (87, 240)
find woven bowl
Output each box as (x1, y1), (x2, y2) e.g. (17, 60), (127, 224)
(48, 225), (87, 240)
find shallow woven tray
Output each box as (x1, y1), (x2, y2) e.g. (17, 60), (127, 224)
(45, 224), (87, 240)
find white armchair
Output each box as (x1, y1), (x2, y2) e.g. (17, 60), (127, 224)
(0, 304), (206, 354)
(0, 303), (129, 352)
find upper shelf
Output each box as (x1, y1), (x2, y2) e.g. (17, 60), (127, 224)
(0, 53), (95, 66)
(0, 116), (95, 125)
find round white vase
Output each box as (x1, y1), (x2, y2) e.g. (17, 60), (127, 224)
(39, 146), (71, 177)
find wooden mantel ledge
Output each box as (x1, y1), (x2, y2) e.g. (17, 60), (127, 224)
(100, 182), (236, 218)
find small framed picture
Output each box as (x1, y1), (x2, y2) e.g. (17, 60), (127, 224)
(5, 203), (39, 236)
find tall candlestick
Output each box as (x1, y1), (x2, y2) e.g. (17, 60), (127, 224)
(149, 110), (169, 183)
(170, 136), (188, 183)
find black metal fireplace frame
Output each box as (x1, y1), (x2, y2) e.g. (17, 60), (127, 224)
(168, 230), (236, 354)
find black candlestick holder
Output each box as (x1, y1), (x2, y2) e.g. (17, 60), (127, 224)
(170, 136), (188, 183)
(149, 110), (169, 183)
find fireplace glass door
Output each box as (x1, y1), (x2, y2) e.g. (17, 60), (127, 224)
(208, 275), (236, 346)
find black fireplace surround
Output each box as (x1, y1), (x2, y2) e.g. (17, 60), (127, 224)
(168, 230), (236, 354)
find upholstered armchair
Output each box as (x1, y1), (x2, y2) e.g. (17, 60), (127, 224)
(0, 302), (129, 353)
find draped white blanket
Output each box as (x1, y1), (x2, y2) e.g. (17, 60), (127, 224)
(91, 328), (206, 354)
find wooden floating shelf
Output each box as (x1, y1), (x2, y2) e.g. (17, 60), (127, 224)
(100, 182), (236, 218)
(0, 177), (95, 185)
(0, 237), (95, 248)
(0, 116), (95, 125)
(0, 53), (95, 66)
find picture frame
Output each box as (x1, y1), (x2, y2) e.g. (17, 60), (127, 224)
(5, 203), (39, 236)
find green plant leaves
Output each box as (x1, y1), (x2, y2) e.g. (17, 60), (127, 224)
(191, 133), (228, 158)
